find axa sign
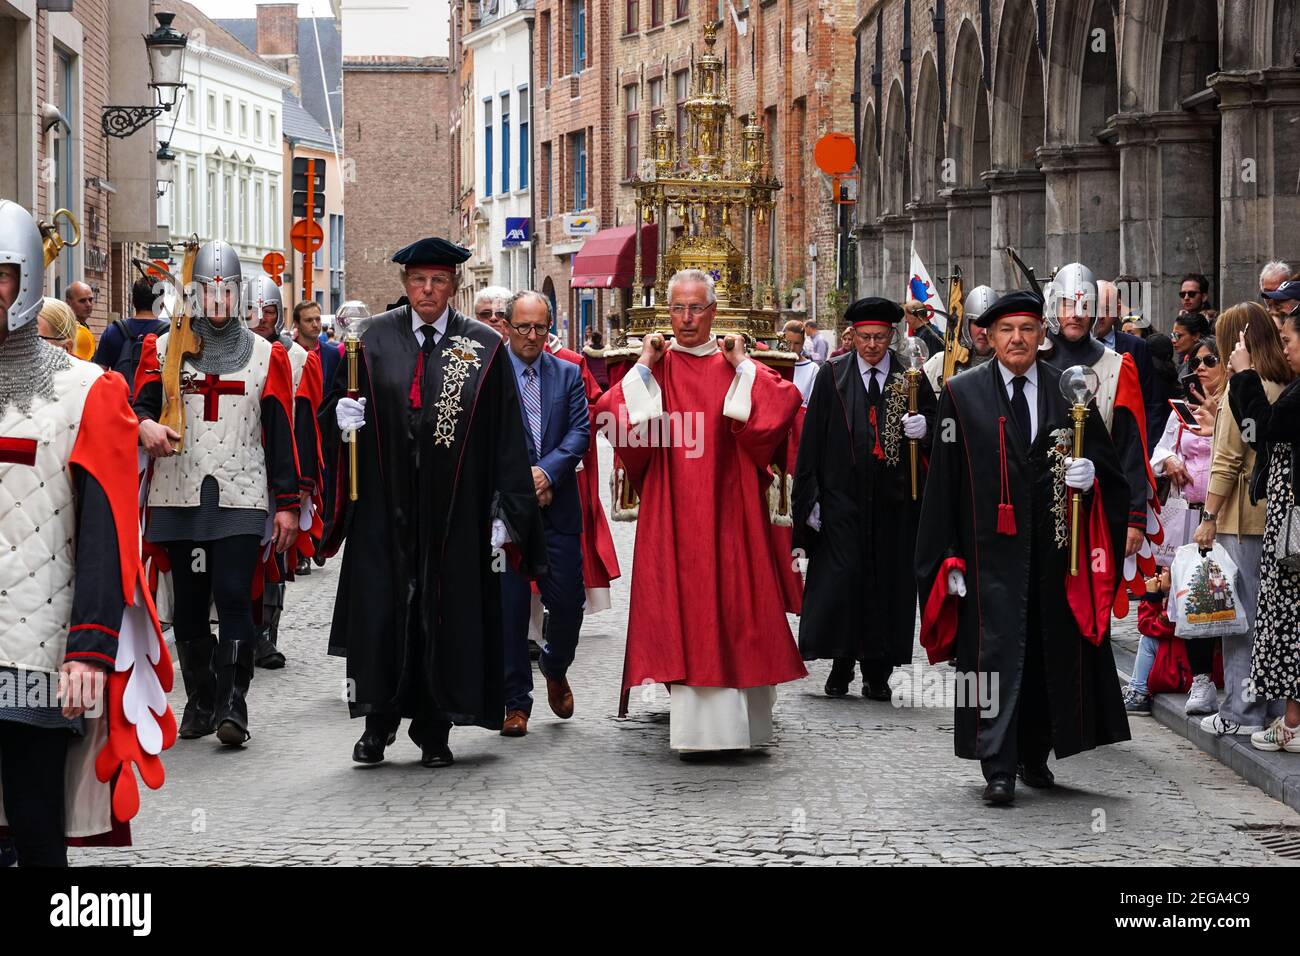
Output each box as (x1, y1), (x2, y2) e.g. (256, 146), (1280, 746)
(504, 217), (531, 247)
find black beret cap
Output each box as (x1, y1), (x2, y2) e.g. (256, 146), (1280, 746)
(845, 296), (904, 327)
(392, 236), (471, 268)
(974, 289), (1045, 328)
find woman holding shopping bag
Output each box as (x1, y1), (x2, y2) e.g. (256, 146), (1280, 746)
(1225, 305), (1300, 752)
(1194, 304), (1293, 737)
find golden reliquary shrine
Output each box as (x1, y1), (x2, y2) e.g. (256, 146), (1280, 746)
(605, 24), (796, 525)
(609, 22), (791, 373)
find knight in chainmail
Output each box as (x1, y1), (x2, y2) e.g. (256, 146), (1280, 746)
(133, 240), (301, 750)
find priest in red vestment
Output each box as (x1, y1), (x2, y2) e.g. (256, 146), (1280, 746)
(595, 269), (806, 756)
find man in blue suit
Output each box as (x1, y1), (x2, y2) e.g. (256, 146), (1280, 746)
(500, 291), (590, 736)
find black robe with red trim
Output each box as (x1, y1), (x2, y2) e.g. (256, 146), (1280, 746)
(913, 358), (1130, 762)
(792, 349), (937, 665)
(319, 305), (545, 730)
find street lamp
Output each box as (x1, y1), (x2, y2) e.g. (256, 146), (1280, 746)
(156, 143), (176, 198)
(102, 12), (189, 139)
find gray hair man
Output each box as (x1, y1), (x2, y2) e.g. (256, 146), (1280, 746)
(473, 285), (514, 337)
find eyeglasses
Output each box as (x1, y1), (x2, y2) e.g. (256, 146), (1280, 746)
(1179, 290), (1201, 299)
(1170, 331), (1186, 340)
(1196, 354), (1220, 369)
(854, 331), (892, 344)
(477, 309), (508, 320)
(667, 304), (714, 317)
(510, 323), (549, 337)
(406, 274), (454, 289)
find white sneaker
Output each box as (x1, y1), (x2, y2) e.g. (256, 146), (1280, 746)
(1251, 718), (1300, 753)
(1184, 674), (1218, 716)
(1199, 713), (1263, 737)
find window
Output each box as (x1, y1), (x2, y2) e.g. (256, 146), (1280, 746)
(268, 181), (279, 247)
(501, 92), (510, 194)
(223, 171), (233, 235)
(255, 178), (264, 246)
(223, 97), (233, 132)
(239, 102), (248, 138)
(651, 0), (663, 27)
(625, 0), (638, 34)
(649, 76), (664, 131)
(206, 170), (216, 237)
(185, 87), (196, 125)
(676, 0), (689, 18)
(540, 12), (551, 86)
(541, 141), (552, 216)
(624, 84), (639, 180)
(268, 113), (277, 142)
(207, 92), (216, 128)
(674, 70), (689, 166)
(572, 0), (587, 72)
(238, 174), (248, 243)
(329, 214), (344, 296)
(518, 87), (530, 189)
(254, 107), (263, 142)
(484, 98), (494, 197)
(186, 164), (197, 233)
(571, 130), (587, 210)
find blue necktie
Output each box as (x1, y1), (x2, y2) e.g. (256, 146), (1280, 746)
(522, 365), (542, 455)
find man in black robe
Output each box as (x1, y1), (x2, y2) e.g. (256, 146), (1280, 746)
(793, 297), (937, 699)
(915, 290), (1131, 805)
(319, 237), (545, 768)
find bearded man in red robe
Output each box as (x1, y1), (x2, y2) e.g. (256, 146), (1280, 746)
(596, 269), (805, 757)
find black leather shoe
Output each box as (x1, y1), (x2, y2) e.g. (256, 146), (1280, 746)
(824, 659), (855, 698)
(1018, 761), (1055, 789)
(352, 731), (392, 764)
(824, 675), (850, 698)
(862, 681), (892, 701)
(254, 630), (286, 670)
(982, 774), (1016, 805)
(420, 742), (454, 768)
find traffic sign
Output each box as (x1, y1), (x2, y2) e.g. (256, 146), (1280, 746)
(292, 190), (325, 219)
(814, 133), (857, 176)
(262, 252), (287, 286)
(292, 156), (327, 191)
(289, 219), (324, 254)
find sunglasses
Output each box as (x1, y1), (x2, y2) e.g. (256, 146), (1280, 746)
(1179, 290), (1202, 299)
(1194, 354), (1220, 369)
(477, 309), (508, 320)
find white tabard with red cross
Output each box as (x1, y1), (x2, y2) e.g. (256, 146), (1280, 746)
(148, 331), (274, 510)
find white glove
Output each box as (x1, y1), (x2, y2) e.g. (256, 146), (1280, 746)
(490, 518), (510, 550)
(902, 412), (927, 440)
(807, 501), (822, 531)
(947, 569), (967, 597)
(337, 397), (366, 441)
(1064, 456), (1095, 491)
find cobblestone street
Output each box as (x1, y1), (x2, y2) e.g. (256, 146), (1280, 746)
(71, 445), (1300, 866)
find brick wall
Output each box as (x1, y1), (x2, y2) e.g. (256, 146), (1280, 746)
(343, 62), (454, 313)
(256, 4), (300, 56)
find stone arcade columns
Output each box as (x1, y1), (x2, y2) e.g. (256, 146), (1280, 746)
(1038, 143), (1122, 280)
(943, 186), (993, 288)
(984, 168), (1047, 291)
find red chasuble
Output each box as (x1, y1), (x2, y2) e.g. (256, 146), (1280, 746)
(595, 346), (807, 697)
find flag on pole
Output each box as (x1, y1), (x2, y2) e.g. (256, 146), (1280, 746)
(907, 242), (946, 333)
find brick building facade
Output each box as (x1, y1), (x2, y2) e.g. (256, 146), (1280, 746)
(854, 0), (1300, 324)
(342, 57), (453, 313)
(608, 1), (858, 336)
(531, 0), (614, 347)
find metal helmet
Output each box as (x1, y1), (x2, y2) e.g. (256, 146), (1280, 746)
(962, 285), (998, 327)
(1043, 262), (1097, 332)
(245, 274), (284, 334)
(191, 239), (243, 318)
(0, 200), (48, 332)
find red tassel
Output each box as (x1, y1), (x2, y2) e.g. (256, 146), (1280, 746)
(997, 417), (1016, 536)
(409, 360), (425, 410)
(998, 503), (1017, 535)
(870, 406), (885, 460)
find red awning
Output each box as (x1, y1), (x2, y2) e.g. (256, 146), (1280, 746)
(570, 224), (658, 289)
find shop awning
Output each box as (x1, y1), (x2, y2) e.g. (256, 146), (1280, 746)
(570, 224), (658, 289)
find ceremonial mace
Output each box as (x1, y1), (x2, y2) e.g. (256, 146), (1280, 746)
(335, 302), (372, 502)
(1060, 365), (1101, 576)
(37, 209), (80, 267)
(900, 336), (930, 501)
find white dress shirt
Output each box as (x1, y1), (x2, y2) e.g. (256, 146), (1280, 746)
(855, 350), (891, 393)
(412, 305), (450, 348)
(996, 360), (1039, 443)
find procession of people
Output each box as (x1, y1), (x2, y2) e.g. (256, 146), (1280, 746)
(5, 178), (1300, 866)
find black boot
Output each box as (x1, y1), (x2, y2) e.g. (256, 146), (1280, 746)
(255, 583), (286, 669)
(214, 638), (255, 747)
(254, 626), (285, 669)
(175, 634), (217, 739)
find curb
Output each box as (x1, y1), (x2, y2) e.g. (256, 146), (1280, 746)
(1113, 644), (1300, 813)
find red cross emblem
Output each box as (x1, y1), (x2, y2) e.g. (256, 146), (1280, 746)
(0, 437), (37, 466)
(183, 374), (246, 421)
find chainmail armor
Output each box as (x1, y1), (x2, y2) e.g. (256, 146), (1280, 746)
(190, 314), (255, 375)
(0, 323), (72, 415)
